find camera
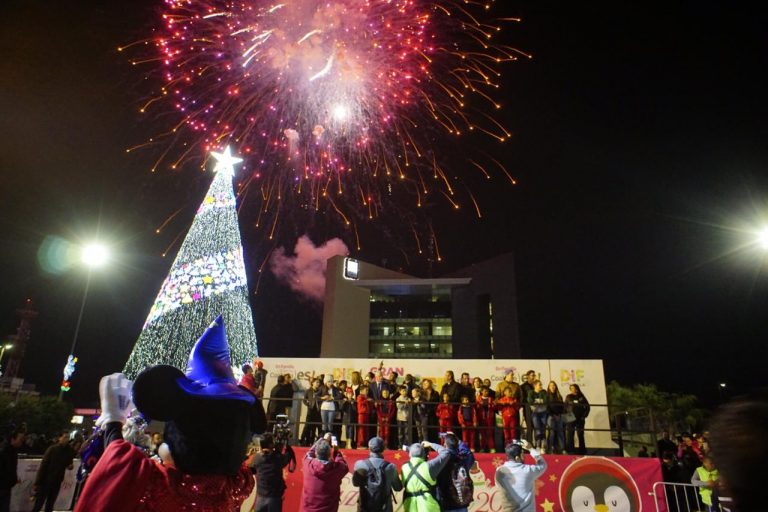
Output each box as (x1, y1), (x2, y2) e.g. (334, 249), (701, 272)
(272, 414), (292, 448)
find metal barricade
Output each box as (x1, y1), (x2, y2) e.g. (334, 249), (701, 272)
(651, 482), (731, 512)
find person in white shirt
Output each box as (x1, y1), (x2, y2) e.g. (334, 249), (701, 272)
(494, 439), (547, 512)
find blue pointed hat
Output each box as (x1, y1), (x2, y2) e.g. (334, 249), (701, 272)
(175, 315), (255, 404)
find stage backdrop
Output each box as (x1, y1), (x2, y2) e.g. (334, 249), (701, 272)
(256, 358), (613, 449)
(241, 448), (665, 512)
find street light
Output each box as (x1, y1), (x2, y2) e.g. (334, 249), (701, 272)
(0, 344), (13, 375)
(757, 228), (768, 250)
(718, 382), (728, 402)
(58, 242), (110, 400)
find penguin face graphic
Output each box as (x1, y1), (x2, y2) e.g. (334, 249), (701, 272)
(559, 457), (641, 512)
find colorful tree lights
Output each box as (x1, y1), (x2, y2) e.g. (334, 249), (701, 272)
(123, 146), (258, 377)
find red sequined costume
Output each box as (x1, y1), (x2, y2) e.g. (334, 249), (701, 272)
(75, 439), (253, 512)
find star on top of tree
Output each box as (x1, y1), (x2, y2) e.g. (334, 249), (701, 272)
(210, 145), (243, 178)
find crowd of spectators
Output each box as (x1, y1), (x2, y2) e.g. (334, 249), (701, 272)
(0, 425), (82, 512)
(257, 367), (591, 455)
(656, 430), (725, 511)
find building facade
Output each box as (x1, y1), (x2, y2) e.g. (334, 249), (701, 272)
(320, 253), (520, 359)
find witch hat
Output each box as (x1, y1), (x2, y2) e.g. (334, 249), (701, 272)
(133, 315), (255, 421)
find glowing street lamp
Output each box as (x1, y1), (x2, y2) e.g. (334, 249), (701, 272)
(81, 243), (110, 267)
(0, 344), (13, 376)
(58, 242), (111, 400)
(757, 228), (768, 250)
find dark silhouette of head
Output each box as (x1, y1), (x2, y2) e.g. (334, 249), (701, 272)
(709, 391), (768, 512)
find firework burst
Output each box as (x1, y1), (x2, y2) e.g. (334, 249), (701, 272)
(126, 0), (525, 252)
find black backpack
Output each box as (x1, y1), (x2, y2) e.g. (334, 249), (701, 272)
(445, 461), (474, 507)
(356, 459), (392, 512)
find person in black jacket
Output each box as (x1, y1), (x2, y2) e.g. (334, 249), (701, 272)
(0, 430), (25, 512)
(32, 431), (77, 512)
(564, 384), (590, 454)
(440, 371), (462, 405)
(249, 433), (295, 512)
(267, 375), (295, 423)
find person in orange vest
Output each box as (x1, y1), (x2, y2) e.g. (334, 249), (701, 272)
(436, 393), (456, 440)
(457, 395), (477, 451)
(495, 386), (520, 446)
(357, 386), (373, 448)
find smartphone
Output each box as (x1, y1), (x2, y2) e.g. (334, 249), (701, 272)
(331, 436), (338, 447)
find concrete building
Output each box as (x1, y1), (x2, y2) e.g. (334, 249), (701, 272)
(320, 253), (520, 359)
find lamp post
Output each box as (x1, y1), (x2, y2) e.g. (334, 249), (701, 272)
(58, 243), (109, 400)
(0, 344), (13, 375)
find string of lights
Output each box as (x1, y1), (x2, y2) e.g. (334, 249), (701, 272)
(124, 147), (258, 377)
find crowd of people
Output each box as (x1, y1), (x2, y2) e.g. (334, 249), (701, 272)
(0, 427), (82, 512)
(254, 367), (591, 455)
(655, 430), (724, 512)
(0, 311), (761, 512)
(279, 430), (546, 512)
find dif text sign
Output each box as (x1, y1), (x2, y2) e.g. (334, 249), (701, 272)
(257, 358), (612, 449)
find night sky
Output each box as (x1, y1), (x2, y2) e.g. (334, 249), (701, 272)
(1, 1), (767, 407)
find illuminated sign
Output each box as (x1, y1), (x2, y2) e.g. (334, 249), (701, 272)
(343, 258), (359, 280)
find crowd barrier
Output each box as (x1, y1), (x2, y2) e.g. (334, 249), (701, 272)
(240, 447), (664, 512)
(650, 481), (733, 512)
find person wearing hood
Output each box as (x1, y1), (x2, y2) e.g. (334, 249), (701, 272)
(400, 440), (451, 512)
(301, 433), (348, 512)
(74, 316), (267, 511)
(352, 436), (402, 512)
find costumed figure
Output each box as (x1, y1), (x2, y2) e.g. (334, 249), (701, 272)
(75, 316), (267, 511)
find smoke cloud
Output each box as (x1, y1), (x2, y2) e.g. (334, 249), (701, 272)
(270, 235), (349, 301)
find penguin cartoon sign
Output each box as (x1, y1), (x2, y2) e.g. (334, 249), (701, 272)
(558, 457), (642, 512)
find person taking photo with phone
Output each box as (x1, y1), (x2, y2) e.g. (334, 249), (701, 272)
(494, 439), (547, 512)
(302, 433), (348, 512)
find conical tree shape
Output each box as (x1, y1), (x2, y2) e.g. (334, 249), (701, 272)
(124, 147), (258, 378)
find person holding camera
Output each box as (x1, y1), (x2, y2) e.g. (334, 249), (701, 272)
(494, 439), (547, 512)
(401, 440), (452, 512)
(249, 433), (295, 512)
(302, 434), (348, 512)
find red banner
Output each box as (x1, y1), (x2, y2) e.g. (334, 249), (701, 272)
(276, 448), (664, 512)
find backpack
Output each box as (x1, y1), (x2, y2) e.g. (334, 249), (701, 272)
(357, 459), (391, 512)
(446, 461), (474, 507)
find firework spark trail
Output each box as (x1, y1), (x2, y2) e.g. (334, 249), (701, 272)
(133, 0), (522, 246)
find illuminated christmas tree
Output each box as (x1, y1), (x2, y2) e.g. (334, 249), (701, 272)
(124, 147), (258, 378)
